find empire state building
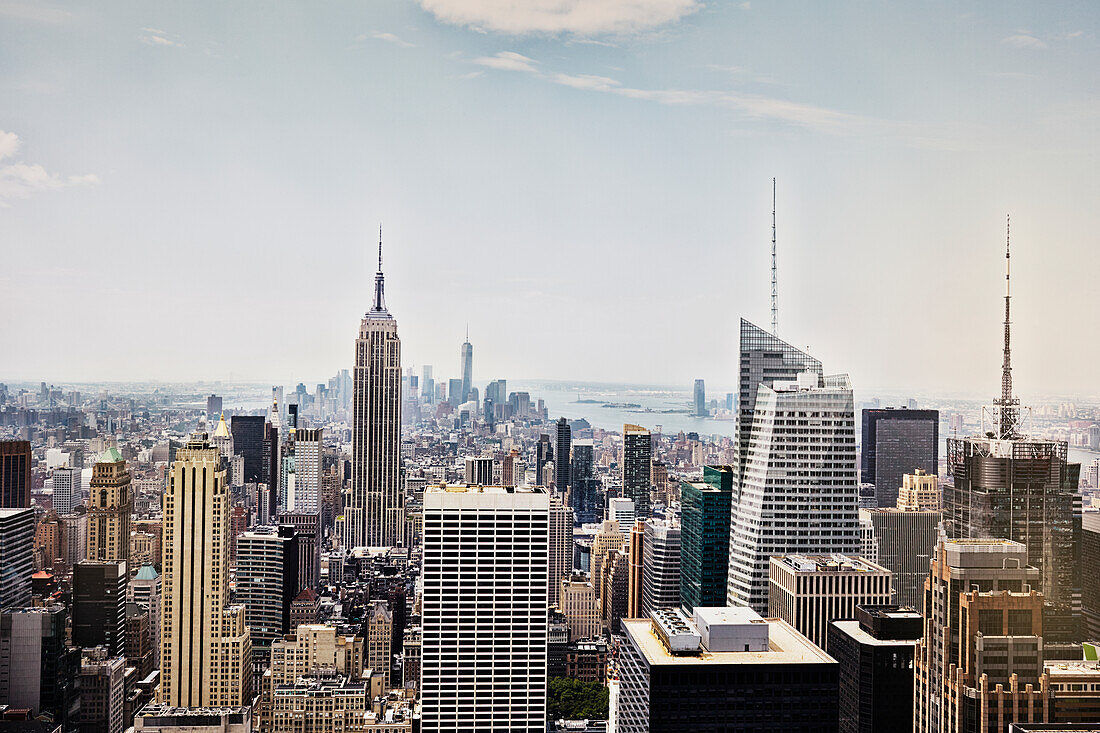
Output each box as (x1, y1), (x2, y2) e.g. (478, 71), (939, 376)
(346, 228), (403, 549)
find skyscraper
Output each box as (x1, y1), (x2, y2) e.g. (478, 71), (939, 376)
(641, 519), (681, 616)
(680, 465), (733, 612)
(231, 415), (265, 484)
(622, 424), (652, 519)
(536, 434), (553, 487)
(693, 379), (706, 417)
(549, 496), (574, 607)
(72, 559), (127, 655)
(0, 606), (79, 726)
(616, 607), (838, 733)
(736, 319), (822, 485)
(236, 528), (300, 691)
(862, 506), (941, 609)
(627, 519), (645, 619)
(291, 427), (322, 514)
(913, 539), (1051, 733)
(51, 466), (80, 515)
(421, 365), (434, 406)
(160, 432), (251, 707)
(0, 507), (34, 609)
(88, 447), (132, 562)
(347, 231), (403, 550)
(861, 408), (938, 508)
(727, 370), (860, 613)
(767, 554), (893, 651)
(569, 439), (597, 519)
(555, 417), (571, 492)
(944, 229), (1081, 641)
(0, 440), (31, 508)
(828, 605), (923, 733)
(421, 484), (549, 732)
(460, 331), (473, 403)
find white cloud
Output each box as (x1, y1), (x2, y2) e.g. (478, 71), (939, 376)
(0, 131), (99, 207)
(139, 28), (184, 48)
(1002, 33), (1046, 49)
(363, 31), (416, 47)
(473, 51), (540, 72)
(417, 0), (699, 35)
(0, 1), (70, 23)
(0, 131), (20, 161)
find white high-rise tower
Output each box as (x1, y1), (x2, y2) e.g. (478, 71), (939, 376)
(346, 227), (403, 549)
(422, 484), (549, 732)
(727, 370), (861, 613)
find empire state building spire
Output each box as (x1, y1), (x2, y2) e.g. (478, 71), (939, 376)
(370, 223), (390, 317)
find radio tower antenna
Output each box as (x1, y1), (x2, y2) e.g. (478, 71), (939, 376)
(995, 213), (1019, 439)
(771, 177), (778, 336)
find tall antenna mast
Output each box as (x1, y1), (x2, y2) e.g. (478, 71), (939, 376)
(771, 177), (778, 336)
(995, 213), (1019, 439)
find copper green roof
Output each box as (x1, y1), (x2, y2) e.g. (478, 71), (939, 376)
(97, 446), (124, 464)
(135, 565), (159, 581)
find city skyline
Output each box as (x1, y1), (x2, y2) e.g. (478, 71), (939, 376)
(2, 2), (1099, 394)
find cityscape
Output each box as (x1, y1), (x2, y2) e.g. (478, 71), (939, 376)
(3, 3), (1100, 733)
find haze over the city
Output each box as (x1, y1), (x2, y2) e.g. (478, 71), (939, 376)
(2, 0), (1097, 396)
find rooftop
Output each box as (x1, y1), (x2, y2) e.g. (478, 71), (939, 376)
(623, 615), (833, 667)
(773, 554), (890, 574)
(97, 446), (124, 464)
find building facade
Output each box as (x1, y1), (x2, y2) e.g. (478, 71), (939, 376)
(679, 465), (732, 613)
(768, 554), (893, 651)
(159, 432), (251, 707)
(860, 408), (938, 508)
(421, 484), (549, 732)
(622, 425), (652, 519)
(347, 242), (403, 550)
(616, 606), (838, 732)
(728, 371), (861, 613)
(88, 447), (132, 562)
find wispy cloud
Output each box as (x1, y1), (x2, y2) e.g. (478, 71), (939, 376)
(472, 51), (967, 147)
(475, 51), (865, 133)
(139, 28), (184, 48)
(0, 1), (70, 23)
(707, 64), (778, 85)
(359, 31), (416, 48)
(473, 51), (540, 73)
(1002, 33), (1046, 50)
(0, 131), (99, 207)
(417, 0), (699, 35)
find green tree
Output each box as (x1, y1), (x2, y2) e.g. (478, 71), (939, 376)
(547, 677), (609, 720)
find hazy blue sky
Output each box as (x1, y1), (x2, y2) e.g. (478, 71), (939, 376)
(1, 1), (1097, 397)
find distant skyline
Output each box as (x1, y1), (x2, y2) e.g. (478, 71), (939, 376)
(2, 1), (1098, 397)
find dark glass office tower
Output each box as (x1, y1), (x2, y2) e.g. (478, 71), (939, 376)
(861, 408), (938, 507)
(555, 417), (571, 491)
(1083, 514), (1100, 640)
(945, 437), (1080, 641)
(231, 415), (265, 483)
(679, 465), (732, 612)
(72, 560), (128, 656)
(0, 440), (31, 508)
(536, 434), (553, 487)
(737, 319), (822, 484)
(622, 425), (652, 519)
(569, 440), (599, 523)
(829, 605), (922, 733)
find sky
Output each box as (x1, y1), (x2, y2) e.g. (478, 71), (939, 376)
(1, 1), (1098, 398)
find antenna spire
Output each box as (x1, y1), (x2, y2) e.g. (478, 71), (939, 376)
(369, 223), (390, 316)
(771, 177), (778, 336)
(996, 213), (1018, 438)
